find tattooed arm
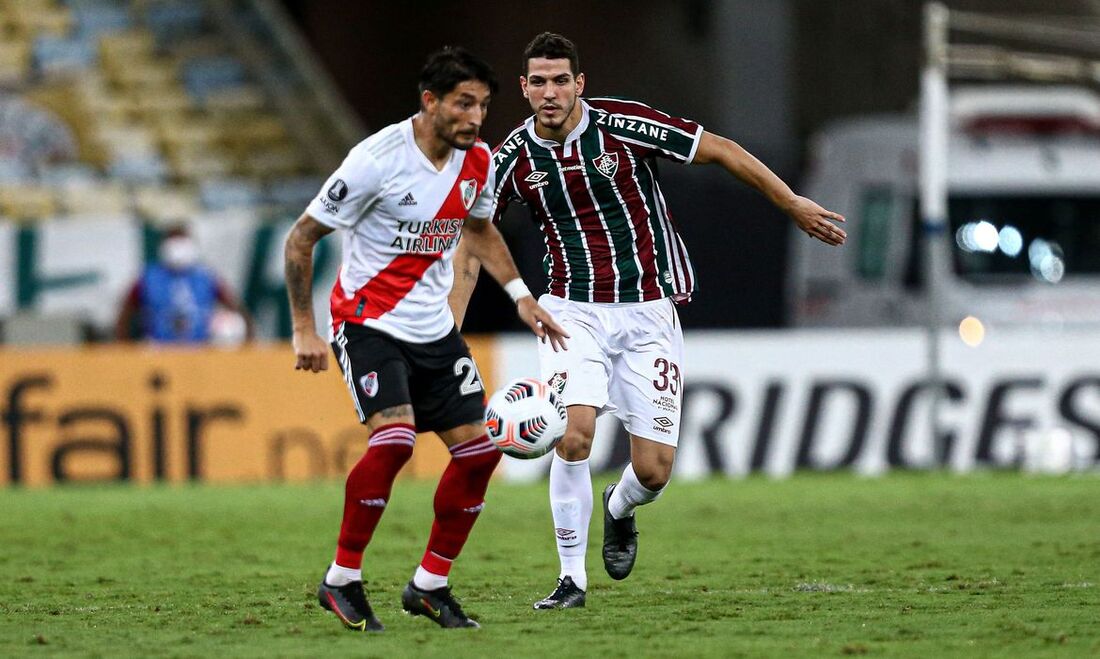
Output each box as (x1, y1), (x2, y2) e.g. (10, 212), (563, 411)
(284, 213), (334, 372)
(448, 233), (482, 330)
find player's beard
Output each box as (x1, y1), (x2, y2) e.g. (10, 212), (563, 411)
(536, 96), (576, 130)
(436, 115), (477, 151)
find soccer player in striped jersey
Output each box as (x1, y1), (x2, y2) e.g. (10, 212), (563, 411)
(450, 33), (846, 610)
(284, 47), (567, 631)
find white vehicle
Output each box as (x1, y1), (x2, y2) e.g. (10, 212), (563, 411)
(789, 86), (1100, 329)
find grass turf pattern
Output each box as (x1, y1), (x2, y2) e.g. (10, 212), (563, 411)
(1, 472), (1097, 657)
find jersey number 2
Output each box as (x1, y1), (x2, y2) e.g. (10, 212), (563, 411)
(454, 357), (484, 396)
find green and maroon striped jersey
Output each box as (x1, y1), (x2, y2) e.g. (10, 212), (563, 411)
(490, 97), (703, 303)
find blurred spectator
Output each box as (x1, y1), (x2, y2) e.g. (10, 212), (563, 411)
(115, 224), (254, 344)
(0, 95), (77, 173)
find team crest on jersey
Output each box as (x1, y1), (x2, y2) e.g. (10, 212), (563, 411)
(592, 152), (619, 179)
(548, 371), (568, 396)
(460, 179), (478, 211)
(359, 371), (379, 398)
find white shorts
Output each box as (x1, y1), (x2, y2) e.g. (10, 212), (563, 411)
(537, 294), (684, 446)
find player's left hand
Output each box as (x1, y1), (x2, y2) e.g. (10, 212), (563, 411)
(516, 297), (570, 352)
(787, 196), (846, 246)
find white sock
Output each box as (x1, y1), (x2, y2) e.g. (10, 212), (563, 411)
(560, 554), (587, 591)
(412, 565), (448, 591)
(608, 462), (664, 520)
(549, 452), (591, 592)
(325, 562), (361, 587)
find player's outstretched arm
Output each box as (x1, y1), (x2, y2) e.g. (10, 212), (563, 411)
(448, 235), (482, 330)
(458, 217), (570, 351)
(693, 131), (847, 246)
(284, 213), (334, 372)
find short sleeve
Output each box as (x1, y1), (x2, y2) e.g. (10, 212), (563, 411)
(468, 164), (496, 219)
(305, 144), (384, 230)
(588, 97), (704, 164)
(488, 139), (524, 224)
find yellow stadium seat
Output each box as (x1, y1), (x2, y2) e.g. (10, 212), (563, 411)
(109, 61), (178, 89)
(239, 147), (306, 178)
(202, 86), (268, 114)
(0, 185), (58, 220)
(134, 89), (192, 118)
(6, 5), (72, 38)
(0, 39), (30, 86)
(168, 151), (232, 181)
(133, 185), (200, 224)
(99, 30), (155, 67)
(61, 182), (130, 215)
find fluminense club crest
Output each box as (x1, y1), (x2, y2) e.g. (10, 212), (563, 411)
(592, 152), (618, 179)
(460, 179), (478, 210)
(548, 371), (568, 396)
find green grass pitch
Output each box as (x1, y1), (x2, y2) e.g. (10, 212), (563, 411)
(1, 472), (1097, 657)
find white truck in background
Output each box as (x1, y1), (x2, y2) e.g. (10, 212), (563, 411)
(789, 86), (1100, 329)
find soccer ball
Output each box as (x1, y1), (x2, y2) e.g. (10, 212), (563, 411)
(484, 377), (568, 459)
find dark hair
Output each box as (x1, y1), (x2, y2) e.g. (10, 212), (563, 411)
(418, 47), (498, 99)
(523, 32), (579, 75)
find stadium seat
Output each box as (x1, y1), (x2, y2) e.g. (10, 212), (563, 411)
(71, 2), (133, 39)
(167, 151), (231, 180)
(199, 178), (261, 210)
(5, 3), (73, 38)
(2, 0), (336, 220)
(61, 181), (130, 215)
(0, 38), (31, 86)
(109, 60), (177, 89)
(133, 91), (192, 121)
(265, 176), (323, 210)
(0, 185), (58, 220)
(143, 0), (207, 44)
(0, 158), (32, 183)
(133, 184), (199, 223)
(201, 85), (267, 114)
(33, 35), (98, 77)
(38, 163), (100, 187)
(181, 55), (247, 101)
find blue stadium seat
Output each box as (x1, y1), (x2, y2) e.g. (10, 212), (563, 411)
(108, 155), (168, 184)
(265, 177), (323, 210)
(144, 1), (207, 44)
(38, 163), (99, 187)
(70, 2), (133, 38)
(200, 178), (261, 210)
(0, 158), (31, 183)
(181, 56), (248, 101)
(33, 35), (97, 76)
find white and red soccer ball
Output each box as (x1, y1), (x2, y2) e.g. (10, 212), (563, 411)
(484, 377), (567, 459)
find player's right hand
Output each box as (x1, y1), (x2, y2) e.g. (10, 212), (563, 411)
(787, 195), (846, 246)
(517, 297), (570, 352)
(292, 330), (329, 372)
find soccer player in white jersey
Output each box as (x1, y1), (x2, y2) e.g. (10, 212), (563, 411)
(450, 33), (846, 609)
(284, 47), (568, 631)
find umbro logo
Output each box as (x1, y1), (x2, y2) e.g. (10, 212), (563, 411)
(398, 192), (417, 206)
(524, 171), (548, 183)
(653, 416), (674, 428)
(360, 498), (387, 507)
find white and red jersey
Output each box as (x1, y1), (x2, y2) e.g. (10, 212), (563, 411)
(307, 117), (495, 343)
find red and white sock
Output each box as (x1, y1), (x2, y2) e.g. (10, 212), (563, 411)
(412, 435), (500, 591)
(328, 423), (415, 583)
